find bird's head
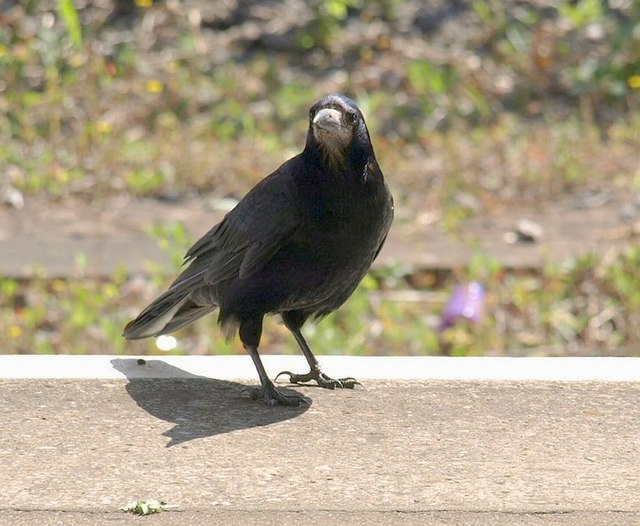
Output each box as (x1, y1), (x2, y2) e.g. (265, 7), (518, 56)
(305, 94), (373, 172)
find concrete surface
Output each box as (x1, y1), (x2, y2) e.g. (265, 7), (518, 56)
(1, 510), (639, 525)
(1, 354), (639, 381)
(1, 356), (639, 525)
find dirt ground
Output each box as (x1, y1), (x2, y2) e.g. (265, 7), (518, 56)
(1, 189), (639, 279)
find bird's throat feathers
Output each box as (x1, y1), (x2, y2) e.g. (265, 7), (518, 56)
(317, 141), (349, 174)
(306, 136), (374, 184)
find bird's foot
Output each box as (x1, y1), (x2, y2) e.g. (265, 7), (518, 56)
(243, 382), (307, 407)
(275, 369), (360, 390)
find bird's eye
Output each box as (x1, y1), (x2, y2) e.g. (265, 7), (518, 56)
(344, 112), (357, 125)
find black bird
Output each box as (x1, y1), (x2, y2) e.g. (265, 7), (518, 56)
(123, 94), (394, 406)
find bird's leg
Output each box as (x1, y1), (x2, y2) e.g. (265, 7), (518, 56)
(276, 314), (359, 389)
(244, 345), (305, 406)
(239, 317), (305, 406)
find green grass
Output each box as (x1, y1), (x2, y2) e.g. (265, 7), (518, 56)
(1, 0), (639, 356)
(2, 237), (640, 356)
(1, 0), (638, 205)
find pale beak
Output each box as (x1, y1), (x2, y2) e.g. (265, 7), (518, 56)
(313, 108), (343, 130)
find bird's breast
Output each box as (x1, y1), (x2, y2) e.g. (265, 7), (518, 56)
(297, 203), (387, 259)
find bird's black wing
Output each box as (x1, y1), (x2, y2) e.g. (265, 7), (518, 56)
(171, 163), (301, 291)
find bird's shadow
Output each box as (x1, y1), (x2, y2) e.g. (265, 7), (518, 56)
(111, 359), (310, 447)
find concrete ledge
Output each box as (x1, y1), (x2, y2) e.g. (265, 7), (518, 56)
(2, 376), (639, 522)
(2, 356), (639, 524)
(1, 354), (638, 381)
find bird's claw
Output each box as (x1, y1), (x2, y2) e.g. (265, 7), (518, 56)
(275, 369), (360, 390)
(274, 370), (295, 383)
(335, 376), (360, 389)
(242, 384), (307, 407)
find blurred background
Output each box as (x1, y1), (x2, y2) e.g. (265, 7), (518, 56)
(1, 0), (639, 357)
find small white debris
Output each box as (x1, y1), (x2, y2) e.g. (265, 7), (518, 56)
(514, 218), (545, 243)
(504, 219), (544, 244)
(1, 184), (24, 209)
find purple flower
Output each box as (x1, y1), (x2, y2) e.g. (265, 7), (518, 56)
(439, 282), (486, 332)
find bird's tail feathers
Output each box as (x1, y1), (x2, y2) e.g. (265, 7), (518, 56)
(123, 289), (216, 340)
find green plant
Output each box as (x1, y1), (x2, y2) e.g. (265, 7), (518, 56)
(298, 0), (362, 49)
(57, 0), (82, 49)
(121, 500), (177, 516)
